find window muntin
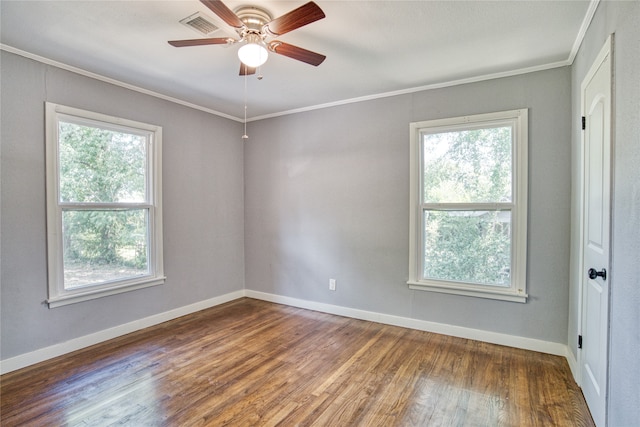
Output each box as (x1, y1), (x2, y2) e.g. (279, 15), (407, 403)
(46, 103), (164, 307)
(408, 109), (528, 302)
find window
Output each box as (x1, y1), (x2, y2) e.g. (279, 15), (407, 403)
(408, 109), (528, 302)
(45, 103), (164, 307)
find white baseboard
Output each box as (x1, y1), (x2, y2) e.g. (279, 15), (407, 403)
(1, 289), (573, 376)
(565, 346), (581, 385)
(245, 290), (569, 357)
(0, 290), (244, 374)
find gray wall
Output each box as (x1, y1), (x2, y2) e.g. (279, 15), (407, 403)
(0, 51), (245, 360)
(568, 1), (640, 425)
(245, 67), (571, 344)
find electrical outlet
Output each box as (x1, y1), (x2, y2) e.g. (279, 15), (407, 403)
(329, 279), (336, 291)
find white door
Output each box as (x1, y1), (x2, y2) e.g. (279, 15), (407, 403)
(580, 36), (612, 427)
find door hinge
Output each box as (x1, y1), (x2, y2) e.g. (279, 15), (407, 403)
(578, 335), (583, 349)
(581, 116), (586, 130)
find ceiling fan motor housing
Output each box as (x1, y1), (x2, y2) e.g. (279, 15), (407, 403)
(234, 6), (272, 37)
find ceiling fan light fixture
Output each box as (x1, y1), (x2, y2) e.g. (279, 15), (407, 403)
(238, 34), (268, 68)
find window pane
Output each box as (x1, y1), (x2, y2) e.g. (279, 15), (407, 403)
(59, 122), (147, 203)
(422, 127), (512, 203)
(62, 209), (149, 289)
(423, 210), (511, 287)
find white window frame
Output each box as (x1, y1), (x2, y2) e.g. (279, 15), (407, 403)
(408, 109), (528, 303)
(45, 102), (164, 308)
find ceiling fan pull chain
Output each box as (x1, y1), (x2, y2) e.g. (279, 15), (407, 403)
(242, 71), (249, 139)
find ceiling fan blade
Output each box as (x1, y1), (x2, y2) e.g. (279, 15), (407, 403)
(200, 0), (244, 29)
(269, 41), (326, 66)
(239, 63), (256, 76)
(264, 2), (325, 36)
(168, 38), (233, 47)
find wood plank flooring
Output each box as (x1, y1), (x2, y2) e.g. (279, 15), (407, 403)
(1, 298), (594, 426)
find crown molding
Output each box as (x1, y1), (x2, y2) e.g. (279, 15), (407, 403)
(2, 0), (597, 124)
(0, 44), (244, 123)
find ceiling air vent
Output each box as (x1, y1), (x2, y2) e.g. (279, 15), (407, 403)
(179, 12), (220, 36)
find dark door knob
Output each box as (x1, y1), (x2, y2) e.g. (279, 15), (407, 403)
(588, 268), (607, 280)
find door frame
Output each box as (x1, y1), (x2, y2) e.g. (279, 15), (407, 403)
(577, 33), (614, 425)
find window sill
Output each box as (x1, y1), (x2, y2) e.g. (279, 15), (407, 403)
(407, 280), (527, 303)
(47, 276), (166, 308)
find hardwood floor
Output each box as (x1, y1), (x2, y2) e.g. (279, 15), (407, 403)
(1, 298), (594, 426)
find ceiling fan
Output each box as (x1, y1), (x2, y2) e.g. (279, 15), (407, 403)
(169, 0), (326, 76)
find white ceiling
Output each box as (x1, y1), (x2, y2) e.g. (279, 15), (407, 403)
(1, 1), (594, 120)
